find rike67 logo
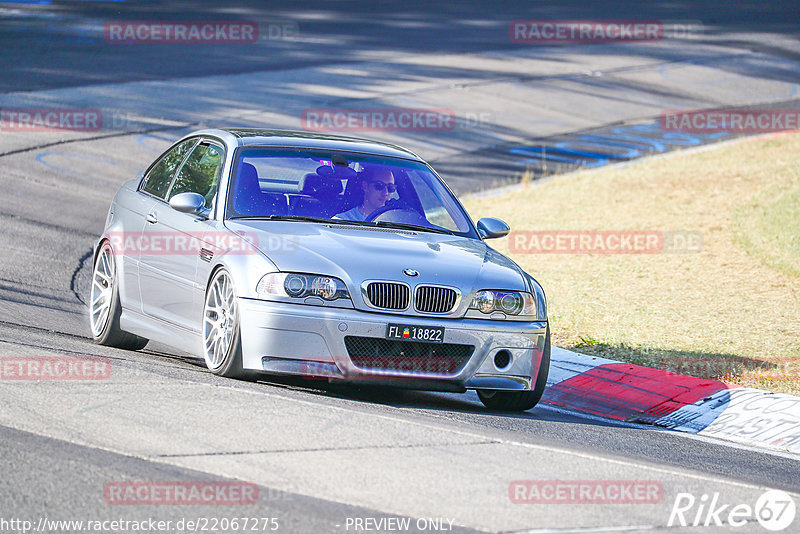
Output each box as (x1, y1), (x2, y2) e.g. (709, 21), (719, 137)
(669, 490), (796, 531)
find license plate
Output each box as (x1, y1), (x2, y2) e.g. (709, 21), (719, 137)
(386, 324), (445, 343)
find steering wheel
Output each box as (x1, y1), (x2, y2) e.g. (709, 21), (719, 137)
(365, 204), (428, 224)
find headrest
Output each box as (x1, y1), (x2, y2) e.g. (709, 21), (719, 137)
(316, 164), (356, 180)
(300, 172), (343, 197)
(238, 163), (260, 193)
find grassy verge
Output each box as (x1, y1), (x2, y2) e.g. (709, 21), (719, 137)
(462, 132), (800, 395)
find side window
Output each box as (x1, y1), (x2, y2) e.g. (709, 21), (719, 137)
(168, 143), (224, 208)
(141, 139), (196, 199)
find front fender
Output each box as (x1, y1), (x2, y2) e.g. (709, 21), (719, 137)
(524, 273), (548, 322)
(198, 230), (279, 299)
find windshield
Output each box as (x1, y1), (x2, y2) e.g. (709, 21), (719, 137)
(225, 148), (477, 237)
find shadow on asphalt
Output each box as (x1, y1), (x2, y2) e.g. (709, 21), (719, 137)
(247, 373), (629, 427)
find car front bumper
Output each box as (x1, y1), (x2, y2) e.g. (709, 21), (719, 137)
(238, 298), (548, 392)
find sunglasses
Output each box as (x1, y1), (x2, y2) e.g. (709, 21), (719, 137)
(369, 181), (397, 193)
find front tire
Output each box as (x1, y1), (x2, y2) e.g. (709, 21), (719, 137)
(89, 241), (149, 350)
(202, 269), (256, 380)
(477, 325), (551, 412)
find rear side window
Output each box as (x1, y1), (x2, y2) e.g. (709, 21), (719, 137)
(141, 139), (196, 199)
(169, 142), (224, 207)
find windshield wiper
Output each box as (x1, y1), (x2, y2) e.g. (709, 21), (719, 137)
(229, 215), (325, 223)
(374, 221), (453, 235)
(228, 215), (453, 235)
(229, 215), (375, 227)
(270, 215), (334, 223)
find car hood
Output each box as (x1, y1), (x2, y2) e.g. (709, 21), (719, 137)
(226, 220), (527, 312)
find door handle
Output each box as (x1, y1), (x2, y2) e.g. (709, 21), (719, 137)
(146, 212), (158, 224)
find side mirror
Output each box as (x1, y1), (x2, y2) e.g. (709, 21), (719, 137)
(169, 192), (207, 217)
(477, 217), (510, 239)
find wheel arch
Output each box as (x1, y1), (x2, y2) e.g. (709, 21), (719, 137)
(201, 250), (277, 301)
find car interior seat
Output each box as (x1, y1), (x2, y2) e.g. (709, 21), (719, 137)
(292, 172), (344, 217)
(233, 162), (289, 216)
(339, 173), (365, 215)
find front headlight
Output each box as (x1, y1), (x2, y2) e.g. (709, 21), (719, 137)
(468, 289), (537, 320)
(256, 273), (350, 302)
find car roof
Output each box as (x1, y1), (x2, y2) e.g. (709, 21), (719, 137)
(190, 128), (424, 161)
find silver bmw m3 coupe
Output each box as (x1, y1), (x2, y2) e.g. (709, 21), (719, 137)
(90, 129), (550, 411)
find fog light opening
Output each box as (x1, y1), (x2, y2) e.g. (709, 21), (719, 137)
(494, 349), (512, 370)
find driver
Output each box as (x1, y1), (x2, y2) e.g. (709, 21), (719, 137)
(334, 166), (396, 221)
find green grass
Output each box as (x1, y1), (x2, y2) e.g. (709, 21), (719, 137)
(462, 132), (800, 394)
(734, 168), (800, 277)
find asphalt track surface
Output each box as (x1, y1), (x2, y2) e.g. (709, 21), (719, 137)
(1, 1), (800, 532)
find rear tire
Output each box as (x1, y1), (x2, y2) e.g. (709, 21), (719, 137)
(477, 325), (550, 412)
(89, 241), (149, 351)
